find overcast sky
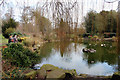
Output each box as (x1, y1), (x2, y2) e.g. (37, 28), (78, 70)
(0, 0), (119, 22)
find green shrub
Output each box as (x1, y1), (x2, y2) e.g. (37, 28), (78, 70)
(2, 43), (40, 67)
(2, 18), (18, 38)
(5, 28), (15, 37)
(0, 34), (5, 39)
(112, 36), (117, 41)
(91, 35), (99, 40)
(23, 39), (33, 47)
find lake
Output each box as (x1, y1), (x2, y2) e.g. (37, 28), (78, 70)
(34, 41), (119, 76)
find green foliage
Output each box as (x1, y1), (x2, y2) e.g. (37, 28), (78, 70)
(84, 10), (117, 35)
(9, 32), (23, 36)
(5, 28), (15, 37)
(84, 10), (97, 34)
(95, 14), (105, 34)
(39, 16), (51, 33)
(0, 34), (8, 45)
(112, 36), (117, 41)
(2, 18), (18, 38)
(33, 10), (52, 35)
(2, 43), (40, 67)
(39, 43), (53, 57)
(0, 34), (5, 39)
(3, 66), (32, 78)
(23, 39), (33, 47)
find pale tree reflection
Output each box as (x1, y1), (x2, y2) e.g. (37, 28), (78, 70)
(59, 41), (71, 57)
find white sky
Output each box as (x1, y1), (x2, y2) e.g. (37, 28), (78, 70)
(0, 0), (119, 22)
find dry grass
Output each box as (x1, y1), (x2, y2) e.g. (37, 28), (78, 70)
(23, 32), (44, 51)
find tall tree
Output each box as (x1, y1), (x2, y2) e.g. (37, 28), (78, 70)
(41, 0), (79, 38)
(32, 9), (51, 35)
(84, 10), (97, 34)
(95, 13), (105, 35)
(84, 10), (117, 35)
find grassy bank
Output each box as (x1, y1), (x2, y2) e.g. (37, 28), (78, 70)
(0, 34), (8, 46)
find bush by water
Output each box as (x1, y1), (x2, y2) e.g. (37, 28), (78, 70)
(2, 43), (40, 67)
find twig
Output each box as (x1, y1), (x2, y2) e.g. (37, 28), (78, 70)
(0, 0), (4, 6)
(104, 0), (119, 3)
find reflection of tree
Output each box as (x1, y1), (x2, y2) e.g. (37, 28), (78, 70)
(74, 43), (77, 52)
(40, 43), (54, 58)
(83, 42), (118, 66)
(40, 42), (71, 58)
(52, 41), (72, 57)
(54, 41), (71, 57)
(60, 41), (71, 57)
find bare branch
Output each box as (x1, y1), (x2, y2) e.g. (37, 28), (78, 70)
(104, 0), (119, 3)
(0, 0), (4, 6)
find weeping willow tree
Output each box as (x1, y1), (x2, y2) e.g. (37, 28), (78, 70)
(41, 0), (79, 40)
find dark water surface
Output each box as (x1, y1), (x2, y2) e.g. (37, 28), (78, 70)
(34, 41), (119, 76)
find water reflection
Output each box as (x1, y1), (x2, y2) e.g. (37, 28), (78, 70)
(35, 41), (118, 76)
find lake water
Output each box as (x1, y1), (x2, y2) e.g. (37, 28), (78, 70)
(34, 41), (119, 76)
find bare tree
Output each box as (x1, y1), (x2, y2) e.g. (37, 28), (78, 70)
(40, 0), (79, 39)
(20, 1), (34, 33)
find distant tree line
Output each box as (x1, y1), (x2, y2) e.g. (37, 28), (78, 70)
(84, 10), (117, 36)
